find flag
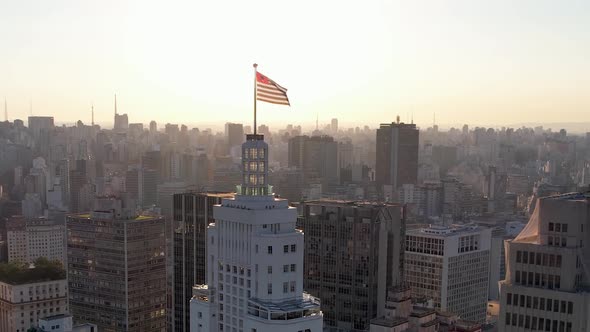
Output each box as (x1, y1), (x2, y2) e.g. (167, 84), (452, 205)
(256, 72), (290, 106)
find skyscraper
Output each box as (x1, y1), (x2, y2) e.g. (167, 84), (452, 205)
(190, 134), (323, 331)
(225, 122), (244, 148)
(375, 122), (419, 197)
(297, 200), (405, 331)
(67, 198), (167, 331)
(287, 135), (339, 185)
(171, 192), (233, 332)
(499, 192), (590, 331)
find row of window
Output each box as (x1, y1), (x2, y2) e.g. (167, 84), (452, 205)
(515, 270), (561, 290)
(505, 313), (572, 332)
(548, 236), (568, 247)
(506, 292), (573, 314)
(548, 222), (568, 233)
(262, 244), (297, 254)
(243, 147), (266, 159)
(516, 251), (562, 267)
(219, 263), (252, 277)
(272, 264), (296, 273)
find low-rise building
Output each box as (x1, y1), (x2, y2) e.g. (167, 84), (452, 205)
(0, 261), (67, 332)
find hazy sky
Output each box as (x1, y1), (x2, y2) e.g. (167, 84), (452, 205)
(1, 0), (589, 129)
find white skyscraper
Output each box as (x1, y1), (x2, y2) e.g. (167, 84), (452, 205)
(190, 134), (322, 332)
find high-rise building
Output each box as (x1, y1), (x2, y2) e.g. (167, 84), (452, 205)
(28, 116), (55, 139)
(297, 200), (405, 331)
(170, 192), (233, 332)
(331, 118), (338, 133)
(375, 122), (419, 196)
(113, 96), (129, 132)
(67, 198), (167, 331)
(114, 113), (129, 132)
(499, 192), (590, 331)
(150, 120), (158, 133)
(404, 225), (491, 323)
(287, 135), (339, 185)
(225, 123), (244, 148)
(142, 168), (159, 207)
(190, 134), (323, 332)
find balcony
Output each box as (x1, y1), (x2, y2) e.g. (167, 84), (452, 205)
(247, 293), (322, 321)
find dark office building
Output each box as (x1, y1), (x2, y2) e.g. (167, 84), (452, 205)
(170, 192), (233, 332)
(375, 122), (419, 192)
(298, 200), (406, 331)
(67, 202), (167, 331)
(225, 122), (244, 148)
(288, 135), (339, 185)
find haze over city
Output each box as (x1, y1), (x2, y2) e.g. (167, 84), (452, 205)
(1, 0), (589, 128)
(2, 2), (590, 332)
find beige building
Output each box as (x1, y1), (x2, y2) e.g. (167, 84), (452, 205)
(499, 192), (590, 331)
(404, 224), (491, 323)
(0, 278), (68, 332)
(6, 216), (65, 264)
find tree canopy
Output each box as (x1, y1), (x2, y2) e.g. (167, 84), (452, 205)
(0, 258), (66, 285)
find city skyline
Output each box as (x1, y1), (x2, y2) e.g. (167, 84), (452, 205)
(1, 0), (589, 127)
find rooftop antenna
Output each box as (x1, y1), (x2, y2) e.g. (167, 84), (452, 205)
(114, 94), (118, 115)
(316, 113), (318, 130)
(433, 112), (436, 127)
(91, 103), (94, 126)
(411, 112), (414, 125)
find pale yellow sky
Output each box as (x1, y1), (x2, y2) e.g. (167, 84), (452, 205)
(1, 0), (589, 129)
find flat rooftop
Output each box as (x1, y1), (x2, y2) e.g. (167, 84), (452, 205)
(407, 224), (483, 237)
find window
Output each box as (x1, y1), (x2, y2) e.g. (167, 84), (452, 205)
(283, 245), (289, 253)
(517, 251), (522, 263)
(267, 266), (272, 274)
(283, 282), (288, 293)
(555, 223), (561, 232)
(290, 281), (296, 292)
(267, 283), (272, 294)
(283, 265), (289, 273)
(507, 293), (512, 305)
(549, 223), (554, 231)
(291, 244), (296, 252)
(267, 246), (273, 254)
(291, 264), (296, 272)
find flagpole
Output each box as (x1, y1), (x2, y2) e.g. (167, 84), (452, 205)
(253, 63), (258, 135)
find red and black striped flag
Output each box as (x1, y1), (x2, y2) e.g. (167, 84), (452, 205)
(256, 72), (290, 106)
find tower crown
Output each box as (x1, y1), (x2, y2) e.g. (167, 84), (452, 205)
(238, 134), (271, 196)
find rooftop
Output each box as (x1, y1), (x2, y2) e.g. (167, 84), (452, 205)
(0, 258), (66, 285)
(407, 224), (484, 237)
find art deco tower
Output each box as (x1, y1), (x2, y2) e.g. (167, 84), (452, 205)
(190, 134), (323, 332)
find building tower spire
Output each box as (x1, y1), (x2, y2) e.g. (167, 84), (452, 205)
(91, 104), (94, 126)
(316, 113), (319, 130)
(4, 98), (7, 122)
(239, 134), (270, 196)
(114, 94), (118, 115)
